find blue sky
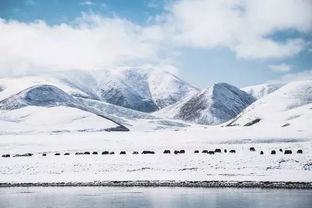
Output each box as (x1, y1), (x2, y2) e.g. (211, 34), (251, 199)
(0, 0), (311, 88)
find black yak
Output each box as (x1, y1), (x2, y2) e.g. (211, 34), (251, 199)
(142, 151), (155, 154)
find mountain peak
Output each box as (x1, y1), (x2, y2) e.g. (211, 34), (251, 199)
(157, 82), (255, 125)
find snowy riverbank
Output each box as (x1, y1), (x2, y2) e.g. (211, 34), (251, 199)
(1, 181), (312, 189)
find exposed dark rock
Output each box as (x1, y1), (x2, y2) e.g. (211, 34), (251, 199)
(244, 118), (261, 126)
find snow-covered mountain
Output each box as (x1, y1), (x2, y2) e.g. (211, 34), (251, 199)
(156, 83), (255, 125)
(147, 69), (199, 108)
(53, 67), (199, 112)
(2, 67), (310, 131)
(0, 69), (197, 132)
(0, 84), (129, 132)
(241, 83), (283, 99)
(227, 80), (312, 129)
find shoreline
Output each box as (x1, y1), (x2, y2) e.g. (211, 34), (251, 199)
(1, 181), (312, 189)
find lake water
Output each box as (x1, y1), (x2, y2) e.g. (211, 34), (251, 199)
(0, 187), (311, 208)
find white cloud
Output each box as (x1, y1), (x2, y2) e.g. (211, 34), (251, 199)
(80, 1), (94, 6)
(164, 0), (312, 59)
(0, 15), (166, 75)
(1, 0), (312, 76)
(269, 64), (292, 73)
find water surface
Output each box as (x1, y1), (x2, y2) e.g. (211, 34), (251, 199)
(0, 187), (311, 208)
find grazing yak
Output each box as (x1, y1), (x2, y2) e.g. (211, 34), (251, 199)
(109, 152), (115, 155)
(174, 150), (185, 154)
(84, 152), (90, 155)
(202, 150), (209, 153)
(75, 152), (84, 155)
(284, 150), (292, 154)
(215, 149), (221, 153)
(194, 150), (199, 153)
(229, 150), (236, 153)
(120, 151), (126, 155)
(55, 153), (61, 156)
(92, 152), (98, 155)
(163, 150), (171, 154)
(250, 147), (256, 152)
(13, 153), (33, 157)
(1, 154), (10, 158)
(132, 151), (139, 155)
(142, 151), (155, 154)
(102, 151), (109, 155)
(64, 153), (70, 156)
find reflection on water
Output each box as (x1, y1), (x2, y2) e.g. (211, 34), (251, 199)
(0, 187), (312, 208)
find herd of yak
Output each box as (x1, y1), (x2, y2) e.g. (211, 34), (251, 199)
(1, 147), (303, 158)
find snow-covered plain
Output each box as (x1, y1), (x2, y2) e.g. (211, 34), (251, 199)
(1, 125), (312, 183)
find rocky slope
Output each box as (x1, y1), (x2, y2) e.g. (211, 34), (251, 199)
(156, 83), (255, 125)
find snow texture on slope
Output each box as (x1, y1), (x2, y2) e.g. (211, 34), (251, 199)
(0, 85), (76, 110)
(0, 106), (120, 134)
(157, 83), (255, 125)
(147, 69), (199, 108)
(52, 68), (198, 113)
(0, 84), (129, 132)
(227, 80), (312, 127)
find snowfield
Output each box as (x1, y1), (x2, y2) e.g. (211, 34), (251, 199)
(0, 125), (312, 184)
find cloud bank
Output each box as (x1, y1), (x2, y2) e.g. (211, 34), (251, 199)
(0, 0), (311, 75)
(165, 0), (312, 59)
